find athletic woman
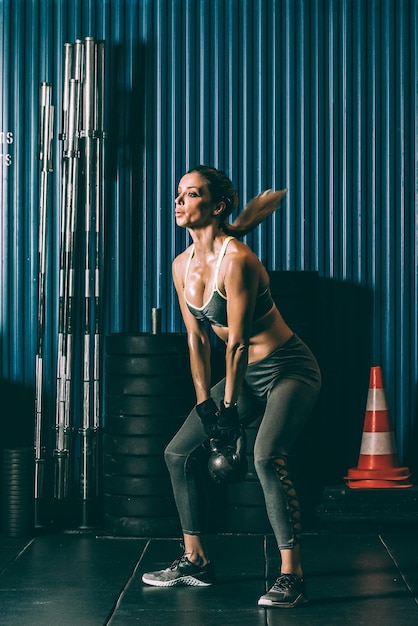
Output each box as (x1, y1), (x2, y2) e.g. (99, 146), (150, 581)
(142, 165), (321, 608)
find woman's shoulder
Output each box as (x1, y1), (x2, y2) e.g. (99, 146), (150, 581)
(223, 238), (268, 280)
(226, 237), (262, 264)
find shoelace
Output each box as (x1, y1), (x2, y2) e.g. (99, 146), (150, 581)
(271, 574), (301, 591)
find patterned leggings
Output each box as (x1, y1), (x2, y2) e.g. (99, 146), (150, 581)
(164, 334), (321, 550)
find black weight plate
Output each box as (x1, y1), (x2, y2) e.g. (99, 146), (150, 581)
(103, 434), (168, 456)
(103, 453), (167, 476)
(2, 458), (34, 465)
(104, 415), (184, 436)
(2, 479), (34, 487)
(3, 498), (34, 505)
(105, 334), (188, 356)
(104, 513), (181, 538)
(2, 480), (34, 488)
(105, 374), (193, 397)
(2, 471), (34, 477)
(3, 447), (34, 456)
(2, 509), (33, 516)
(104, 493), (177, 517)
(3, 492), (33, 499)
(3, 496), (34, 504)
(3, 520), (34, 528)
(2, 473), (34, 480)
(3, 516), (33, 523)
(2, 513), (34, 520)
(226, 505), (271, 533)
(2, 481), (34, 488)
(103, 474), (172, 496)
(3, 515), (34, 522)
(105, 354), (190, 376)
(2, 463), (34, 471)
(2, 494), (34, 501)
(3, 500), (34, 507)
(105, 394), (193, 417)
(3, 492), (34, 500)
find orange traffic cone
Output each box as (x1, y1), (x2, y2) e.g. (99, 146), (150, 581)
(345, 366), (412, 489)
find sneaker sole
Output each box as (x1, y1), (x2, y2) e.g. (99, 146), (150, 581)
(258, 595), (308, 608)
(142, 574), (213, 587)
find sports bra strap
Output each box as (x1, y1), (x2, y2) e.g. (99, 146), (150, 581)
(184, 244), (195, 284)
(213, 236), (235, 291)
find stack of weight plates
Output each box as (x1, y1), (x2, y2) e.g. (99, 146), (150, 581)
(103, 333), (195, 537)
(2, 448), (34, 537)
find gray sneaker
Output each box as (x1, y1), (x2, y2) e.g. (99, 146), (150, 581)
(258, 574), (308, 608)
(142, 555), (214, 587)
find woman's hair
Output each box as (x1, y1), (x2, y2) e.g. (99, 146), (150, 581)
(187, 164), (287, 237)
(187, 165), (239, 222)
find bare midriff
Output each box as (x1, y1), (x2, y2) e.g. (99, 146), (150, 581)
(211, 305), (294, 364)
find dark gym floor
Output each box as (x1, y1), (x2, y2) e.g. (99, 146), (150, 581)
(0, 528), (417, 626)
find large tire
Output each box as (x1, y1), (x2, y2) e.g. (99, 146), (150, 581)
(105, 374), (194, 397)
(103, 475), (173, 496)
(105, 415), (184, 436)
(105, 394), (192, 417)
(104, 434), (171, 456)
(103, 453), (167, 476)
(105, 353), (189, 376)
(105, 333), (188, 355)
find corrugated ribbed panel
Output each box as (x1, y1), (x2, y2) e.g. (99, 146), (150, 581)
(0, 0), (417, 463)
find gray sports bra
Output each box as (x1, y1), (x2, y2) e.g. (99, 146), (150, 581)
(184, 236), (274, 328)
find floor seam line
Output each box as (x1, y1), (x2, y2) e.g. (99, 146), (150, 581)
(379, 534), (417, 605)
(103, 538), (151, 625)
(0, 537), (35, 577)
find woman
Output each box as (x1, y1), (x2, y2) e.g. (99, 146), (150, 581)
(142, 165), (321, 608)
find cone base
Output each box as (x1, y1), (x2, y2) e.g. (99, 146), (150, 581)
(346, 466), (411, 481)
(346, 479), (413, 489)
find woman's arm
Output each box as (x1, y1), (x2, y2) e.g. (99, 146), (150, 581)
(172, 255), (212, 404)
(222, 248), (260, 405)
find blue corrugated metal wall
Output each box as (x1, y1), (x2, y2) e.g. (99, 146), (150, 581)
(0, 0), (417, 469)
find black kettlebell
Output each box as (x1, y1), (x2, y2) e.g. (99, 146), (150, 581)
(207, 427), (248, 483)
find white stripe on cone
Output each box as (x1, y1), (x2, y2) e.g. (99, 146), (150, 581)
(366, 387), (387, 411)
(359, 431), (397, 456)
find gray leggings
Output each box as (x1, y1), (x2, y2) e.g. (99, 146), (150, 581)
(164, 334), (321, 550)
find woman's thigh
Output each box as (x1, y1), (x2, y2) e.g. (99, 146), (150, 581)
(254, 377), (319, 460)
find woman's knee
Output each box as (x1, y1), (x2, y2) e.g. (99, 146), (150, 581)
(254, 454), (274, 484)
(164, 443), (185, 473)
(254, 450), (290, 487)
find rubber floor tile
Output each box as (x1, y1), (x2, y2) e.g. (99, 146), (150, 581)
(263, 533), (418, 626)
(107, 535), (267, 625)
(0, 533), (148, 626)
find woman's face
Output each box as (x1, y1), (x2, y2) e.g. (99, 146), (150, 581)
(174, 172), (218, 229)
